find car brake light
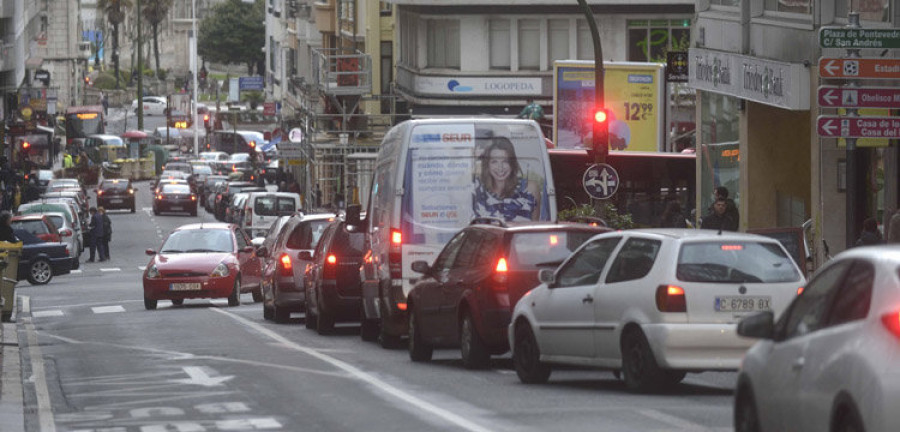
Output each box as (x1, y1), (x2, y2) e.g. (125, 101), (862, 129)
(389, 228), (402, 280)
(882, 311), (900, 339)
(327, 254), (337, 264)
(397, 302), (408, 311)
(156, 194), (163, 200)
(97, 190), (103, 196)
(128, 189), (134, 195)
(324, 254), (338, 279)
(191, 194), (197, 201)
(280, 253), (292, 276)
(655, 284), (686, 313)
(797, 286), (804, 295)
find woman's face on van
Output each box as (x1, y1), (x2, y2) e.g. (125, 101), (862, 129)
(488, 148), (512, 182)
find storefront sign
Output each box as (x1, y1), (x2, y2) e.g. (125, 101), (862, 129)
(688, 48), (810, 110)
(413, 75), (542, 96)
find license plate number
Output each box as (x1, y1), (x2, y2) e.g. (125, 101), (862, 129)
(110, 199), (123, 204)
(716, 296), (770, 312)
(170, 283), (200, 291)
(170, 206), (182, 211)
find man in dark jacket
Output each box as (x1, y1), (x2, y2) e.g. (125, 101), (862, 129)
(99, 206), (112, 261)
(87, 207), (105, 262)
(702, 198), (738, 231)
(0, 211), (18, 243)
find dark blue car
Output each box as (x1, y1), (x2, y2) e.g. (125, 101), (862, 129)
(13, 229), (72, 285)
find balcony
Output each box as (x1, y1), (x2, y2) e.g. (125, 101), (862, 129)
(311, 48), (371, 96)
(313, 0), (335, 33)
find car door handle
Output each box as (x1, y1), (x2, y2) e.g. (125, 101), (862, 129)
(792, 357), (805, 370)
(582, 295), (594, 304)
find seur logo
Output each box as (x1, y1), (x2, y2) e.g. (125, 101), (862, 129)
(447, 80), (473, 92)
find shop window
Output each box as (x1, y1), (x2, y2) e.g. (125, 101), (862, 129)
(518, 19), (540, 70)
(427, 19), (460, 69)
(699, 92), (741, 214)
(548, 19), (570, 66)
(836, 0), (891, 22)
(764, 0), (811, 14)
(627, 19), (691, 63)
(489, 19), (511, 70)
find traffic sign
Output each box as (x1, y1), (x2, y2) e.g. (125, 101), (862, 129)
(820, 27), (900, 49)
(819, 58), (900, 79)
(583, 163), (619, 200)
(817, 86), (900, 109)
(238, 76), (264, 91)
(817, 115), (900, 138)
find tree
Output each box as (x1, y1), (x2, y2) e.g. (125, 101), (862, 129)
(142, 0), (173, 79)
(97, 0), (132, 88)
(198, 0), (265, 75)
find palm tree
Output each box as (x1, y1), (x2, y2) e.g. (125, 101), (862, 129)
(142, 0), (174, 79)
(97, 0), (132, 88)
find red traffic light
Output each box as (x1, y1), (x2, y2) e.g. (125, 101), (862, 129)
(594, 109), (608, 123)
(21, 141), (30, 149)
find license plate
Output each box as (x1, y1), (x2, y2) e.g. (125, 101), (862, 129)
(170, 206), (182, 211)
(110, 199), (123, 204)
(715, 296), (771, 312)
(170, 282), (200, 291)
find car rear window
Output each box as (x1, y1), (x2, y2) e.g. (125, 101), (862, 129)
(255, 196), (296, 216)
(329, 226), (366, 256)
(286, 219), (331, 250)
(508, 231), (599, 268)
(161, 184), (191, 194)
(12, 220), (48, 235)
(47, 216), (64, 228)
(677, 241), (801, 283)
(102, 181), (129, 191)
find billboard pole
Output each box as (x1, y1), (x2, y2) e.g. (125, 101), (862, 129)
(577, 0), (606, 164)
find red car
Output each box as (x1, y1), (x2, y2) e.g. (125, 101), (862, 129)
(11, 214), (61, 243)
(142, 223), (263, 310)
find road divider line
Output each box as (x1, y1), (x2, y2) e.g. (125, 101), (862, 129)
(20, 296), (57, 432)
(99, 268), (121, 272)
(212, 308), (496, 432)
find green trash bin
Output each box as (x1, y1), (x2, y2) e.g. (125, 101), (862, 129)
(0, 243), (23, 322)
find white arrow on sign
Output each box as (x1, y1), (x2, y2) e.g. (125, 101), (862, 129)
(171, 367), (233, 387)
(820, 119), (837, 135)
(821, 89), (838, 105)
(823, 60), (840, 76)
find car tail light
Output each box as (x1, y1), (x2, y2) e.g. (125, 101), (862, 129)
(655, 284), (686, 313)
(882, 311), (900, 339)
(65, 247), (70, 256)
(128, 188), (134, 195)
(324, 253), (338, 279)
(97, 190), (103, 196)
(191, 194), (197, 201)
(60, 229), (72, 237)
(156, 194), (163, 200)
(492, 257), (509, 285)
(389, 228), (402, 280)
(279, 253), (292, 276)
(797, 286), (805, 295)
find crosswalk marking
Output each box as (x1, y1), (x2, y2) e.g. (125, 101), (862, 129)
(32, 310), (64, 318)
(91, 306), (126, 314)
(71, 269), (82, 274)
(138, 266), (146, 271)
(99, 268), (121, 272)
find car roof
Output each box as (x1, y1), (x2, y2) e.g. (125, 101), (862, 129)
(11, 214), (47, 220)
(831, 244), (900, 261)
(175, 223), (233, 231)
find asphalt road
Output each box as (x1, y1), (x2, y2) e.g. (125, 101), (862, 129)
(12, 184), (739, 432)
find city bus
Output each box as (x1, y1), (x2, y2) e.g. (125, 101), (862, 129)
(64, 105), (105, 149)
(549, 149), (696, 228)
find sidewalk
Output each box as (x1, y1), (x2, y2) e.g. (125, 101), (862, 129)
(0, 305), (25, 432)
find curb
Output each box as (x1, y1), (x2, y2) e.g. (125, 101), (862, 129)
(0, 305), (25, 432)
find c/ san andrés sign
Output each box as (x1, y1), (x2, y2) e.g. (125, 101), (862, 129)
(819, 27), (900, 49)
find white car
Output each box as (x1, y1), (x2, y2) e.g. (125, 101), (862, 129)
(508, 229), (805, 392)
(131, 96), (168, 115)
(41, 212), (82, 269)
(734, 245), (900, 432)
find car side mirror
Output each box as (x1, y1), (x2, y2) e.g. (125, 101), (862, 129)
(251, 237), (264, 247)
(256, 246), (268, 258)
(410, 260), (430, 274)
(737, 311), (775, 339)
(145, 248), (157, 255)
(297, 250), (314, 261)
(538, 268), (556, 286)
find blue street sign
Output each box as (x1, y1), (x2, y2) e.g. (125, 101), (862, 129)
(583, 163), (619, 200)
(238, 76), (264, 91)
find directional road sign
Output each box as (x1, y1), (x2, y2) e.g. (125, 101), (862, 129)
(238, 76), (265, 91)
(817, 115), (900, 139)
(819, 58), (900, 79)
(817, 86), (900, 109)
(583, 163), (619, 200)
(820, 27), (900, 49)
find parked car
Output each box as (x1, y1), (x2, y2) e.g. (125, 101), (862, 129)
(96, 178), (136, 212)
(733, 245), (900, 432)
(11, 214), (61, 244)
(39, 212), (82, 269)
(17, 202), (83, 254)
(142, 223), (263, 309)
(304, 213), (367, 334)
(407, 219), (611, 368)
(508, 229), (805, 392)
(131, 96), (168, 115)
(153, 182), (198, 216)
(226, 193), (250, 224)
(13, 229), (71, 285)
(34, 169), (54, 193)
(258, 213), (335, 323)
(242, 192), (301, 238)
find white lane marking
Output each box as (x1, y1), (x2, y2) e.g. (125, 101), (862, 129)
(211, 308), (495, 432)
(639, 408), (712, 430)
(92, 305), (126, 314)
(99, 267), (121, 272)
(32, 310), (64, 318)
(32, 299), (143, 310)
(138, 266), (147, 271)
(70, 269), (83, 274)
(21, 296), (57, 432)
(170, 366), (233, 387)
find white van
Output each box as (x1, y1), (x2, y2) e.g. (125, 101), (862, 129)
(243, 192), (302, 238)
(351, 118), (557, 347)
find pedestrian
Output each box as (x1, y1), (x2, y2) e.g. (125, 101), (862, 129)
(100, 91), (108, 115)
(887, 208), (900, 244)
(517, 98), (544, 121)
(0, 211), (18, 243)
(99, 206), (112, 261)
(701, 198), (738, 231)
(87, 207), (105, 262)
(707, 186), (739, 229)
(855, 217), (883, 247)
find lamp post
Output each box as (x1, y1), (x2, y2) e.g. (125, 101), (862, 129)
(191, 0), (199, 156)
(576, 0), (607, 163)
(136, 0), (144, 131)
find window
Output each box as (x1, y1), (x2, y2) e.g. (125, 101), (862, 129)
(711, 0), (741, 6)
(605, 238), (661, 284)
(234, 229), (249, 249)
(518, 19), (540, 70)
(426, 19), (460, 69)
(379, 1), (392, 16)
(432, 231), (467, 272)
(454, 231), (485, 269)
(627, 19), (691, 62)
(576, 19), (594, 60)
(827, 260), (874, 326)
(836, 0), (891, 22)
(556, 237), (621, 288)
(489, 19), (511, 70)
(764, 0), (811, 14)
(548, 19), (570, 66)
(779, 260), (851, 340)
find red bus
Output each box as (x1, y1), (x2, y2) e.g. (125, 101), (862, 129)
(549, 149), (696, 228)
(64, 105), (105, 148)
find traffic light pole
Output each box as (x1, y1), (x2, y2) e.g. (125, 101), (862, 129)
(577, 0), (606, 164)
(136, 0), (144, 131)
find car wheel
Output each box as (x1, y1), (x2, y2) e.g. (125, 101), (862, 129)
(834, 404), (865, 432)
(263, 304), (273, 320)
(144, 297), (157, 310)
(304, 299), (317, 330)
(621, 328), (664, 393)
(408, 310), (433, 362)
(360, 318), (379, 342)
(251, 289), (262, 303)
(171, 299), (184, 306)
(71, 256), (80, 270)
(663, 370), (687, 386)
(460, 311), (490, 369)
(734, 386), (760, 432)
(153, 208), (159, 216)
(227, 278), (241, 307)
(27, 258), (53, 285)
(512, 321), (551, 384)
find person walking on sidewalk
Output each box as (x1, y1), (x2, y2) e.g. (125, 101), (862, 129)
(87, 207), (106, 262)
(99, 206), (112, 261)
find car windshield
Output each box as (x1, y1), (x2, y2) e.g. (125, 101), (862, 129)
(509, 231), (599, 268)
(677, 241), (802, 283)
(286, 219), (331, 249)
(192, 165), (212, 175)
(160, 229), (233, 253)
